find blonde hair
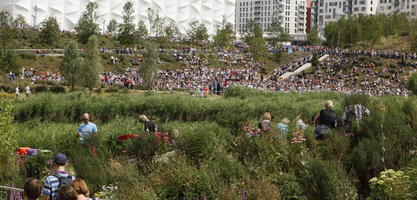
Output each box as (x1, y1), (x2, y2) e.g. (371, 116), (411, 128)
(71, 178), (90, 197)
(263, 112), (271, 120)
(139, 115), (148, 123)
(325, 100), (334, 109)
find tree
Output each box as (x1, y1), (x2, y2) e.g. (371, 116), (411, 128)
(118, 1), (136, 46)
(60, 41), (82, 90)
(307, 28), (320, 46)
(140, 42), (158, 88)
(266, 18), (291, 47)
(147, 8), (165, 37)
(0, 11), (12, 27)
(0, 50), (19, 75)
(248, 36), (267, 62)
(242, 20), (263, 44)
(13, 14), (27, 28)
(213, 17), (234, 48)
(39, 17), (60, 47)
(137, 20), (148, 38)
(186, 20), (209, 44)
(164, 20), (180, 38)
(311, 52), (319, 67)
(75, 2), (100, 44)
(407, 73), (417, 95)
(80, 35), (102, 95)
(106, 19), (118, 36)
(0, 11), (15, 49)
(360, 15), (381, 49)
(323, 22), (338, 48)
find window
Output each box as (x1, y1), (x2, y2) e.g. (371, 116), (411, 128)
(354, 7), (359, 11)
(371, 7), (373, 11)
(361, 6), (365, 11)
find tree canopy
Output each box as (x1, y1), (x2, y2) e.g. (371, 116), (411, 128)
(75, 2), (100, 44)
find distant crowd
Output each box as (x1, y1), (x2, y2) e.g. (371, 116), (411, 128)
(4, 46), (417, 97)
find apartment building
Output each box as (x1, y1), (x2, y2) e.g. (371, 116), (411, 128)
(312, 0), (416, 33)
(235, 0), (308, 40)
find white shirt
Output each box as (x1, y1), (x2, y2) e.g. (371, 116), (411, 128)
(26, 86), (30, 94)
(16, 87), (19, 95)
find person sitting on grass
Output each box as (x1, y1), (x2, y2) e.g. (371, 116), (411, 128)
(139, 114), (156, 134)
(71, 178), (92, 200)
(258, 112), (272, 132)
(57, 185), (78, 200)
(313, 100), (338, 140)
(24, 178), (42, 200)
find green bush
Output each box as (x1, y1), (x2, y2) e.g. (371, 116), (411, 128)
(34, 85), (48, 93)
(49, 85), (66, 93)
(0, 84), (13, 93)
(19, 52), (37, 60)
(407, 73), (417, 95)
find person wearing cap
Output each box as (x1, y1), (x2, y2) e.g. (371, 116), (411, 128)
(76, 113), (98, 155)
(43, 153), (75, 200)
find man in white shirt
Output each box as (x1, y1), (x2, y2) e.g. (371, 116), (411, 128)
(15, 85), (19, 100)
(26, 85), (30, 98)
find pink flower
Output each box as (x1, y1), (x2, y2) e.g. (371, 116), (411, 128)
(122, 150), (127, 153)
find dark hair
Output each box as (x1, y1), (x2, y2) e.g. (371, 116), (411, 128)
(57, 185), (78, 200)
(24, 178), (42, 200)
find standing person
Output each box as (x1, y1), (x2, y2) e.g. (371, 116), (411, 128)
(313, 100), (338, 140)
(16, 85), (19, 100)
(43, 153), (75, 200)
(139, 114), (156, 133)
(76, 113), (98, 156)
(26, 85), (31, 98)
(24, 178), (42, 200)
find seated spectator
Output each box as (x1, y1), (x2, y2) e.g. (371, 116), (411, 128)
(313, 100), (338, 139)
(24, 178), (42, 200)
(277, 118), (290, 139)
(139, 114), (157, 133)
(342, 102), (370, 133)
(71, 178), (92, 200)
(258, 112), (272, 132)
(57, 185), (78, 200)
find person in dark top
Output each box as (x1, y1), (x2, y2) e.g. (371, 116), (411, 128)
(139, 114), (156, 133)
(313, 100), (338, 139)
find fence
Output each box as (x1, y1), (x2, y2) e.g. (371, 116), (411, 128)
(0, 185), (23, 200)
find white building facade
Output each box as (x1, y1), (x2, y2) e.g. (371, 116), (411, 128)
(0, 0), (235, 35)
(235, 0), (308, 40)
(312, 0), (416, 33)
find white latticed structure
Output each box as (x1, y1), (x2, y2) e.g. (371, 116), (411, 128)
(0, 0), (235, 34)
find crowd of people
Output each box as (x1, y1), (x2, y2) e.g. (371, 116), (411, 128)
(5, 45), (417, 97)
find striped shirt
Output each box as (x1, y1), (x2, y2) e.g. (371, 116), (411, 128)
(43, 171), (75, 200)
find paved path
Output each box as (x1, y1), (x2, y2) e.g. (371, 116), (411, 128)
(280, 54), (329, 79)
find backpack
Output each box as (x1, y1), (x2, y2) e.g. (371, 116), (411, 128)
(53, 173), (73, 188)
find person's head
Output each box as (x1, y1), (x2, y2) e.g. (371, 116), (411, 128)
(57, 185), (78, 200)
(71, 178), (90, 197)
(172, 129), (180, 138)
(53, 153), (68, 168)
(281, 118), (290, 124)
(82, 113), (90, 124)
(325, 100), (334, 110)
(263, 112), (271, 121)
(24, 178), (42, 200)
(139, 114), (148, 123)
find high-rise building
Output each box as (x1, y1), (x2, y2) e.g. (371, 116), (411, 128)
(235, 0), (308, 40)
(311, 0), (417, 33)
(0, 0), (235, 35)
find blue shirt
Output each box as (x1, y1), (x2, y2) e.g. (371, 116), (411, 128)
(77, 122), (98, 145)
(43, 171), (75, 200)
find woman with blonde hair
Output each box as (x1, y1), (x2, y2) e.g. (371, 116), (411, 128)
(71, 178), (92, 200)
(258, 112), (272, 132)
(313, 100), (338, 139)
(139, 114), (156, 133)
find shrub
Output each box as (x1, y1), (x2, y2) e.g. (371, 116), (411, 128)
(34, 85), (48, 93)
(299, 159), (357, 200)
(407, 73), (417, 95)
(19, 52), (37, 60)
(49, 85), (66, 93)
(0, 101), (18, 183)
(0, 84), (13, 93)
(104, 87), (119, 93)
(23, 151), (53, 179)
(368, 169), (411, 200)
